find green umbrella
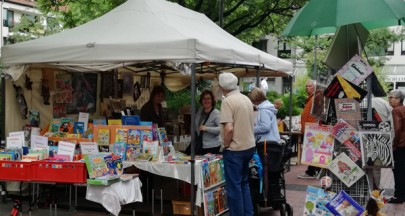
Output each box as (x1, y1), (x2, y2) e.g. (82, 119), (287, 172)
(281, 0), (405, 36)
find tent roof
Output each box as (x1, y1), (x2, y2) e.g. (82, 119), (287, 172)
(0, 0), (293, 80)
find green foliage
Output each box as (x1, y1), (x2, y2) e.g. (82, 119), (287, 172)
(35, 0), (308, 43)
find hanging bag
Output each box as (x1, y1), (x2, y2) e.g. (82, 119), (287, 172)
(185, 108), (214, 155)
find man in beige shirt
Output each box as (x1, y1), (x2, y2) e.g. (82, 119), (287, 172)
(219, 72), (255, 216)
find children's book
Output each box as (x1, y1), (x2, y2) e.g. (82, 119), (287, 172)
(103, 154), (123, 175)
(204, 191), (215, 216)
(359, 131), (393, 167)
(97, 129), (110, 146)
(136, 153), (153, 161)
(122, 115), (141, 125)
(141, 129), (153, 142)
(157, 127), (169, 142)
(113, 142), (127, 160)
(159, 141), (175, 162)
(115, 128), (128, 143)
(84, 154), (110, 179)
(202, 162), (211, 188)
(301, 123), (335, 168)
(328, 152), (365, 187)
(127, 129), (141, 146)
(143, 140), (159, 160)
(93, 118), (107, 125)
(108, 119), (122, 125)
(78, 112), (90, 132)
(87, 174), (120, 185)
(303, 186), (335, 216)
(325, 190), (364, 216)
(126, 145), (142, 161)
(49, 119), (61, 133)
(74, 122), (85, 135)
(59, 118), (73, 133)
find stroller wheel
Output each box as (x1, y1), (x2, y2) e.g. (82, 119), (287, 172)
(286, 203), (293, 216)
(279, 203), (287, 216)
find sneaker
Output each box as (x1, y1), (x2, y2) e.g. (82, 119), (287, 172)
(388, 197), (404, 204)
(297, 173), (315, 179)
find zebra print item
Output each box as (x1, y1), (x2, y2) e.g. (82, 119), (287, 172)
(360, 132), (393, 167)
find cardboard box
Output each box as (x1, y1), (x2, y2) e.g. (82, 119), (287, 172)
(172, 196), (203, 216)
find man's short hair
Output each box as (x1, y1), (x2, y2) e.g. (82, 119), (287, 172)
(219, 72), (238, 91)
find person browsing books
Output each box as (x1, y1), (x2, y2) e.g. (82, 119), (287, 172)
(387, 89), (405, 204)
(298, 79), (320, 179)
(194, 89), (222, 154)
(140, 85), (165, 127)
(219, 72), (255, 216)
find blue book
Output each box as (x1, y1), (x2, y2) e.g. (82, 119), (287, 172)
(74, 122), (85, 135)
(326, 190), (364, 216)
(113, 142), (127, 161)
(122, 115), (141, 126)
(93, 118), (107, 125)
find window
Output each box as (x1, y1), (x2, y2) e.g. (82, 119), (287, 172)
(3, 9), (14, 28)
(385, 42), (394, 56)
(252, 40), (267, 52)
(401, 40), (405, 55)
(278, 42), (291, 58)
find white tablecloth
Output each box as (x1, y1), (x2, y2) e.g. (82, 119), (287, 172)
(86, 177), (143, 216)
(123, 161), (203, 206)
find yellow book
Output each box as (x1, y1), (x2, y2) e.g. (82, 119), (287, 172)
(108, 119), (122, 125)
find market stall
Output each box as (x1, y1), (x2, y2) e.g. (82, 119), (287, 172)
(0, 0), (293, 214)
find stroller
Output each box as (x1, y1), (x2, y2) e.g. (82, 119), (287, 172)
(250, 140), (293, 216)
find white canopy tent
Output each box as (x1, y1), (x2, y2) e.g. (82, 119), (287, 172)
(1, 0), (292, 80)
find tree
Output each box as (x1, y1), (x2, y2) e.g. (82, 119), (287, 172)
(35, 0), (308, 43)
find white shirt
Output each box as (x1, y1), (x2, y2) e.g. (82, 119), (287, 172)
(260, 79), (268, 93)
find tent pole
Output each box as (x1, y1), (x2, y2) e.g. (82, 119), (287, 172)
(255, 67), (260, 87)
(190, 64), (196, 216)
(313, 35), (318, 80)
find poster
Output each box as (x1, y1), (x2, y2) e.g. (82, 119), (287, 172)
(331, 119), (361, 162)
(303, 186), (335, 216)
(359, 131), (393, 168)
(336, 54), (373, 85)
(328, 152), (365, 188)
(326, 190), (364, 216)
(66, 73), (97, 114)
(334, 98), (361, 129)
(301, 123), (335, 168)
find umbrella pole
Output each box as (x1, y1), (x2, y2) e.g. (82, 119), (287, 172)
(313, 35), (318, 80)
(263, 140), (268, 207)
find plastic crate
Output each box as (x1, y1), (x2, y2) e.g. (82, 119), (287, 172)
(0, 161), (32, 181)
(31, 161), (87, 183)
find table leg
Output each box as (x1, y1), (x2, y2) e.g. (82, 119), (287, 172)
(297, 135), (302, 165)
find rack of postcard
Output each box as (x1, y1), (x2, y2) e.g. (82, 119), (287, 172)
(301, 54), (393, 215)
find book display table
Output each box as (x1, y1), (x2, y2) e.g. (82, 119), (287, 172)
(86, 177), (143, 216)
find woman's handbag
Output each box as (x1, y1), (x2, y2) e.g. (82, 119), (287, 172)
(185, 108), (214, 155)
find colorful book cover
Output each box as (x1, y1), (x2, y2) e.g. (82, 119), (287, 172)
(336, 54), (373, 85)
(84, 154), (109, 179)
(209, 161), (219, 186)
(301, 123), (335, 168)
(325, 190), (364, 216)
(159, 141), (175, 162)
(136, 153), (153, 161)
(93, 118), (107, 125)
(66, 134), (80, 138)
(157, 127), (169, 142)
(59, 118), (73, 133)
(143, 140), (159, 160)
(113, 142), (127, 160)
(359, 131), (393, 167)
(202, 162), (211, 188)
(141, 129), (153, 143)
(97, 129), (110, 146)
(49, 119), (61, 133)
(303, 186), (335, 216)
(73, 122), (85, 135)
(204, 191), (215, 216)
(103, 154), (123, 175)
(128, 129), (141, 146)
(108, 119), (122, 125)
(331, 119), (361, 162)
(334, 98), (361, 129)
(328, 152), (365, 187)
(126, 145), (142, 161)
(115, 128), (128, 143)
